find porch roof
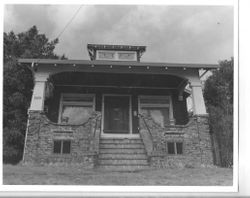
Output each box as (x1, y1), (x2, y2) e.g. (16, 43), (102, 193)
(18, 58), (219, 70)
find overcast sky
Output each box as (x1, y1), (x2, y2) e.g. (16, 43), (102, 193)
(4, 5), (233, 63)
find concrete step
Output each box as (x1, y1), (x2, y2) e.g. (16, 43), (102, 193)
(100, 138), (142, 144)
(99, 153), (147, 160)
(99, 148), (146, 154)
(99, 159), (148, 165)
(97, 165), (149, 172)
(99, 143), (144, 149)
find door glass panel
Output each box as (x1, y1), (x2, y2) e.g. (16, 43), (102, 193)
(104, 96), (130, 134)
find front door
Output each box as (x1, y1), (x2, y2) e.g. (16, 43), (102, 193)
(103, 95), (131, 134)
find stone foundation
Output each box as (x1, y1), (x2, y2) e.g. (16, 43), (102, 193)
(23, 110), (101, 167)
(139, 114), (213, 168)
(24, 111), (213, 168)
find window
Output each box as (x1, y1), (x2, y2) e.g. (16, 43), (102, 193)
(98, 51), (115, 59)
(176, 142), (183, 154)
(118, 52), (136, 60)
(59, 94), (95, 125)
(96, 50), (137, 61)
(53, 140), (71, 154)
(167, 142), (175, 154)
(139, 96), (173, 127)
(167, 142), (183, 155)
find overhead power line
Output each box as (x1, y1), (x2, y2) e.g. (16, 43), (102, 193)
(56, 5), (83, 39)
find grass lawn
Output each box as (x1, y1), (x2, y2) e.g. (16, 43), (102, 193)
(3, 164), (233, 185)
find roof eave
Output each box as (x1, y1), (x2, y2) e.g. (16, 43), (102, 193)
(18, 58), (219, 69)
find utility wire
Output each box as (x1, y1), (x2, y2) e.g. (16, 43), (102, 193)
(56, 5), (83, 39)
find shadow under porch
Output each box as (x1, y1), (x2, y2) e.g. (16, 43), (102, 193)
(44, 72), (190, 127)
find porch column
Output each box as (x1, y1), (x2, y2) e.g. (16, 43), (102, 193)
(29, 73), (49, 111)
(190, 80), (207, 115)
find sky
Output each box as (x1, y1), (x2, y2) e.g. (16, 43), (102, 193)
(4, 5), (233, 64)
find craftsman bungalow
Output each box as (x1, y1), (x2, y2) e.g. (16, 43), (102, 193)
(19, 44), (218, 170)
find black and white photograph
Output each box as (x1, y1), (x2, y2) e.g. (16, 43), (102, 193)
(1, 0), (247, 197)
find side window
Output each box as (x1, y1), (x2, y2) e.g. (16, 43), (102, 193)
(53, 140), (71, 154)
(59, 94), (95, 125)
(167, 142), (175, 154)
(53, 140), (61, 154)
(176, 142), (183, 154)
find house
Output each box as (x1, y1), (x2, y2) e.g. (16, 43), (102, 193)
(18, 44), (218, 170)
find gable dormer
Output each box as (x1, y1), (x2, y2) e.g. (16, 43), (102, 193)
(87, 44), (146, 62)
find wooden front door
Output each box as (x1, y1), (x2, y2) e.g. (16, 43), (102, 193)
(103, 95), (130, 134)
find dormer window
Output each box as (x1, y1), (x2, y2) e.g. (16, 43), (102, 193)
(118, 52), (136, 60)
(87, 44), (146, 62)
(98, 51), (115, 60)
(96, 50), (137, 61)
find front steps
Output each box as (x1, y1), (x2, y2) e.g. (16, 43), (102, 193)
(97, 137), (149, 171)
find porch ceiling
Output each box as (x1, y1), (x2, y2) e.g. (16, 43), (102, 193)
(51, 72), (185, 89)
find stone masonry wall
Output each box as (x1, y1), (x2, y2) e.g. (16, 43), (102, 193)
(24, 110), (213, 168)
(23, 110), (101, 167)
(139, 114), (213, 168)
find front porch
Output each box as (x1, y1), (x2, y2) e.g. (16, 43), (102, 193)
(19, 62), (215, 168)
(45, 72), (190, 135)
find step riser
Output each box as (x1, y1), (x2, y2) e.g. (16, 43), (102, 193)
(99, 160), (148, 165)
(100, 139), (143, 144)
(99, 154), (147, 159)
(98, 165), (149, 171)
(100, 144), (144, 149)
(99, 149), (146, 154)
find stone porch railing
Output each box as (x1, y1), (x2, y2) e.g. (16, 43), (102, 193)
(138, 113), (213, 168)
(23, 111), (102, 167)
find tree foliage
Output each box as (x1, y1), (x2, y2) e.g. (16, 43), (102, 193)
(204, 58), (233, 167)
(3, 26), (64, 164)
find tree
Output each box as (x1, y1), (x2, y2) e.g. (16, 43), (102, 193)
(3, 26), (65, 164)
(203, 58), (233, 167)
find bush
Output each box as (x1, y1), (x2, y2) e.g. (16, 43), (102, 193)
(204, 58), (233, 167)
(3, 128), (24, 164)
(3, 145), (22, 164)
(208, 105), (233, 167)
(3, 26), (63, 164)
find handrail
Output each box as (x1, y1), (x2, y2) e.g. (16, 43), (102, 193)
(138, 113), (153, 140)
(138, 113), (155, 156)
(92, 114), (101, 154)
(93, 115), (100, 138)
